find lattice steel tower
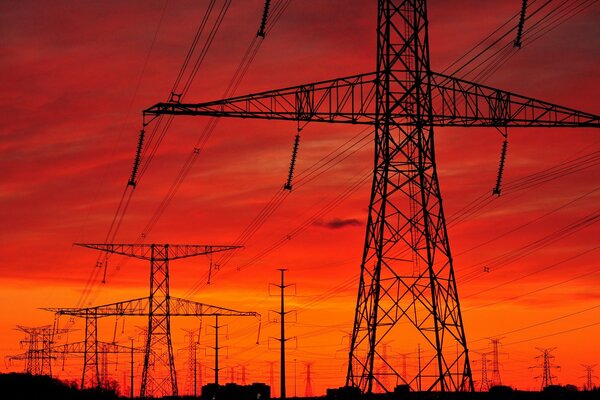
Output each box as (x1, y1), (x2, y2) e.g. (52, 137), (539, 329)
(45, 243), (260, 398)
(144, 0), (600, 393)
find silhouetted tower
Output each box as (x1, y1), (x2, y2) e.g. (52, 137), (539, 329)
(239, 364), (248, 385)
(398, 353), (409, 381)
(208, 315), (227, 386)
(10, 325), (68, 377)
(489, 338), (504, 386)
(49, 339), (142, 391)
(144, 0), (600, 393)
(182, 328), (199, 396)
(267, 361), (276, 396)
(479, 353), (490, 392)
(304, 362), (313, 397)
(531, 347), (560, 390)
(270, 269), (294, 399)
(74, 243), (239, 397)
(581, 364), (597, 391)
(100, 343), (110, 389)
(45, 243), (260, 397)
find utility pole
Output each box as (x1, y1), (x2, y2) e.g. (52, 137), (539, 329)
(144, 0), (600, 393)
(270, 269), (294, 400)
(417, 344), (422, 392)
(267, 361), (276, 396)
(130, 337), (134, 399)
(208, 315), (226, 386)
(530, 347), (560, 390)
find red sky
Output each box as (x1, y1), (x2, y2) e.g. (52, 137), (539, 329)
(1, 0), (599, 396)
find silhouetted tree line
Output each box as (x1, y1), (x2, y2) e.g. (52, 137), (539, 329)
(0, 373), (119, 400)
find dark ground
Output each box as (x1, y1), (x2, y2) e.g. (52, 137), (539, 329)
(0, 374), (597, 400)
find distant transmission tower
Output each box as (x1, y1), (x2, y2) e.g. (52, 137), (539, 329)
(304, 362), (313, 397)
(581, 364), (598, 391)
(479, 353), (491, 392)
(182, 328), (199, 396)
(45, 243), (259, 397)
(144, 0), (600, 393)
(489, 338), (505, 387)
(531, 347), (560, 390)
(10, 326), (56, 376)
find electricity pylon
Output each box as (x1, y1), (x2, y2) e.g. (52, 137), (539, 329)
(143, 0), (599, 393)
(489, 337), (505, 387)
(44, 243), (260, 398)
(581, 364), (597, 391)
(530, 347), (560, 390)
(9, 325), (70, 377)
(50, 340), (143, 391)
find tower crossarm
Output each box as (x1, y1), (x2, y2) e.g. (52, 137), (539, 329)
(7, 352), (30, 361)
(429, 72), (600, 127)
(50, 340), (143, 355)
(144, 72), (378, 124)
(42, 297), (149, 317)
(169, 297), (260, 318)
(43, 296), (259, 318)
(144, 70), (599, 128)
(75, 243), (241, 261)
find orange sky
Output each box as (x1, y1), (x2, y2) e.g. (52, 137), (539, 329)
(1, 0), (599, 396)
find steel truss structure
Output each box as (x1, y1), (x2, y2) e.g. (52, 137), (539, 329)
(9, 325), (69, 377)
(143, 0), (599, 393)
(45, 243), (259, 398)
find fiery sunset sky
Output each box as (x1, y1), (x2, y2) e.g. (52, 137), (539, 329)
(1, 0), (599, 396)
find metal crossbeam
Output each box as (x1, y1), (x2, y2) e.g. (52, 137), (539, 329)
(44, 297), (258, 318)
(75, 243), (240, 261)
(145, 71), (599, 128)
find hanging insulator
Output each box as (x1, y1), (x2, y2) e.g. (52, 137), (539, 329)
(492, 139), (508, 196)
(101, 257), (108, 284)
(128, 129), (145, 187)
(257, 0), (271, 38)
(514, 0), (528, 48)
(284, 133), (301, 191)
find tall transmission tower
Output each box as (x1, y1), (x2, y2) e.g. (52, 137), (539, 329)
(478, 353), (490, 392)
(304, 362), (313, 397)
(9, 325), (69, 377)
(581, 364), (597, 391)
(143, 0), (600, 393)
(489, 338), (505, 387)
(531, 347), (560, 390)
(182, 328), (200, 396)
(45, 243), (260, 398)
